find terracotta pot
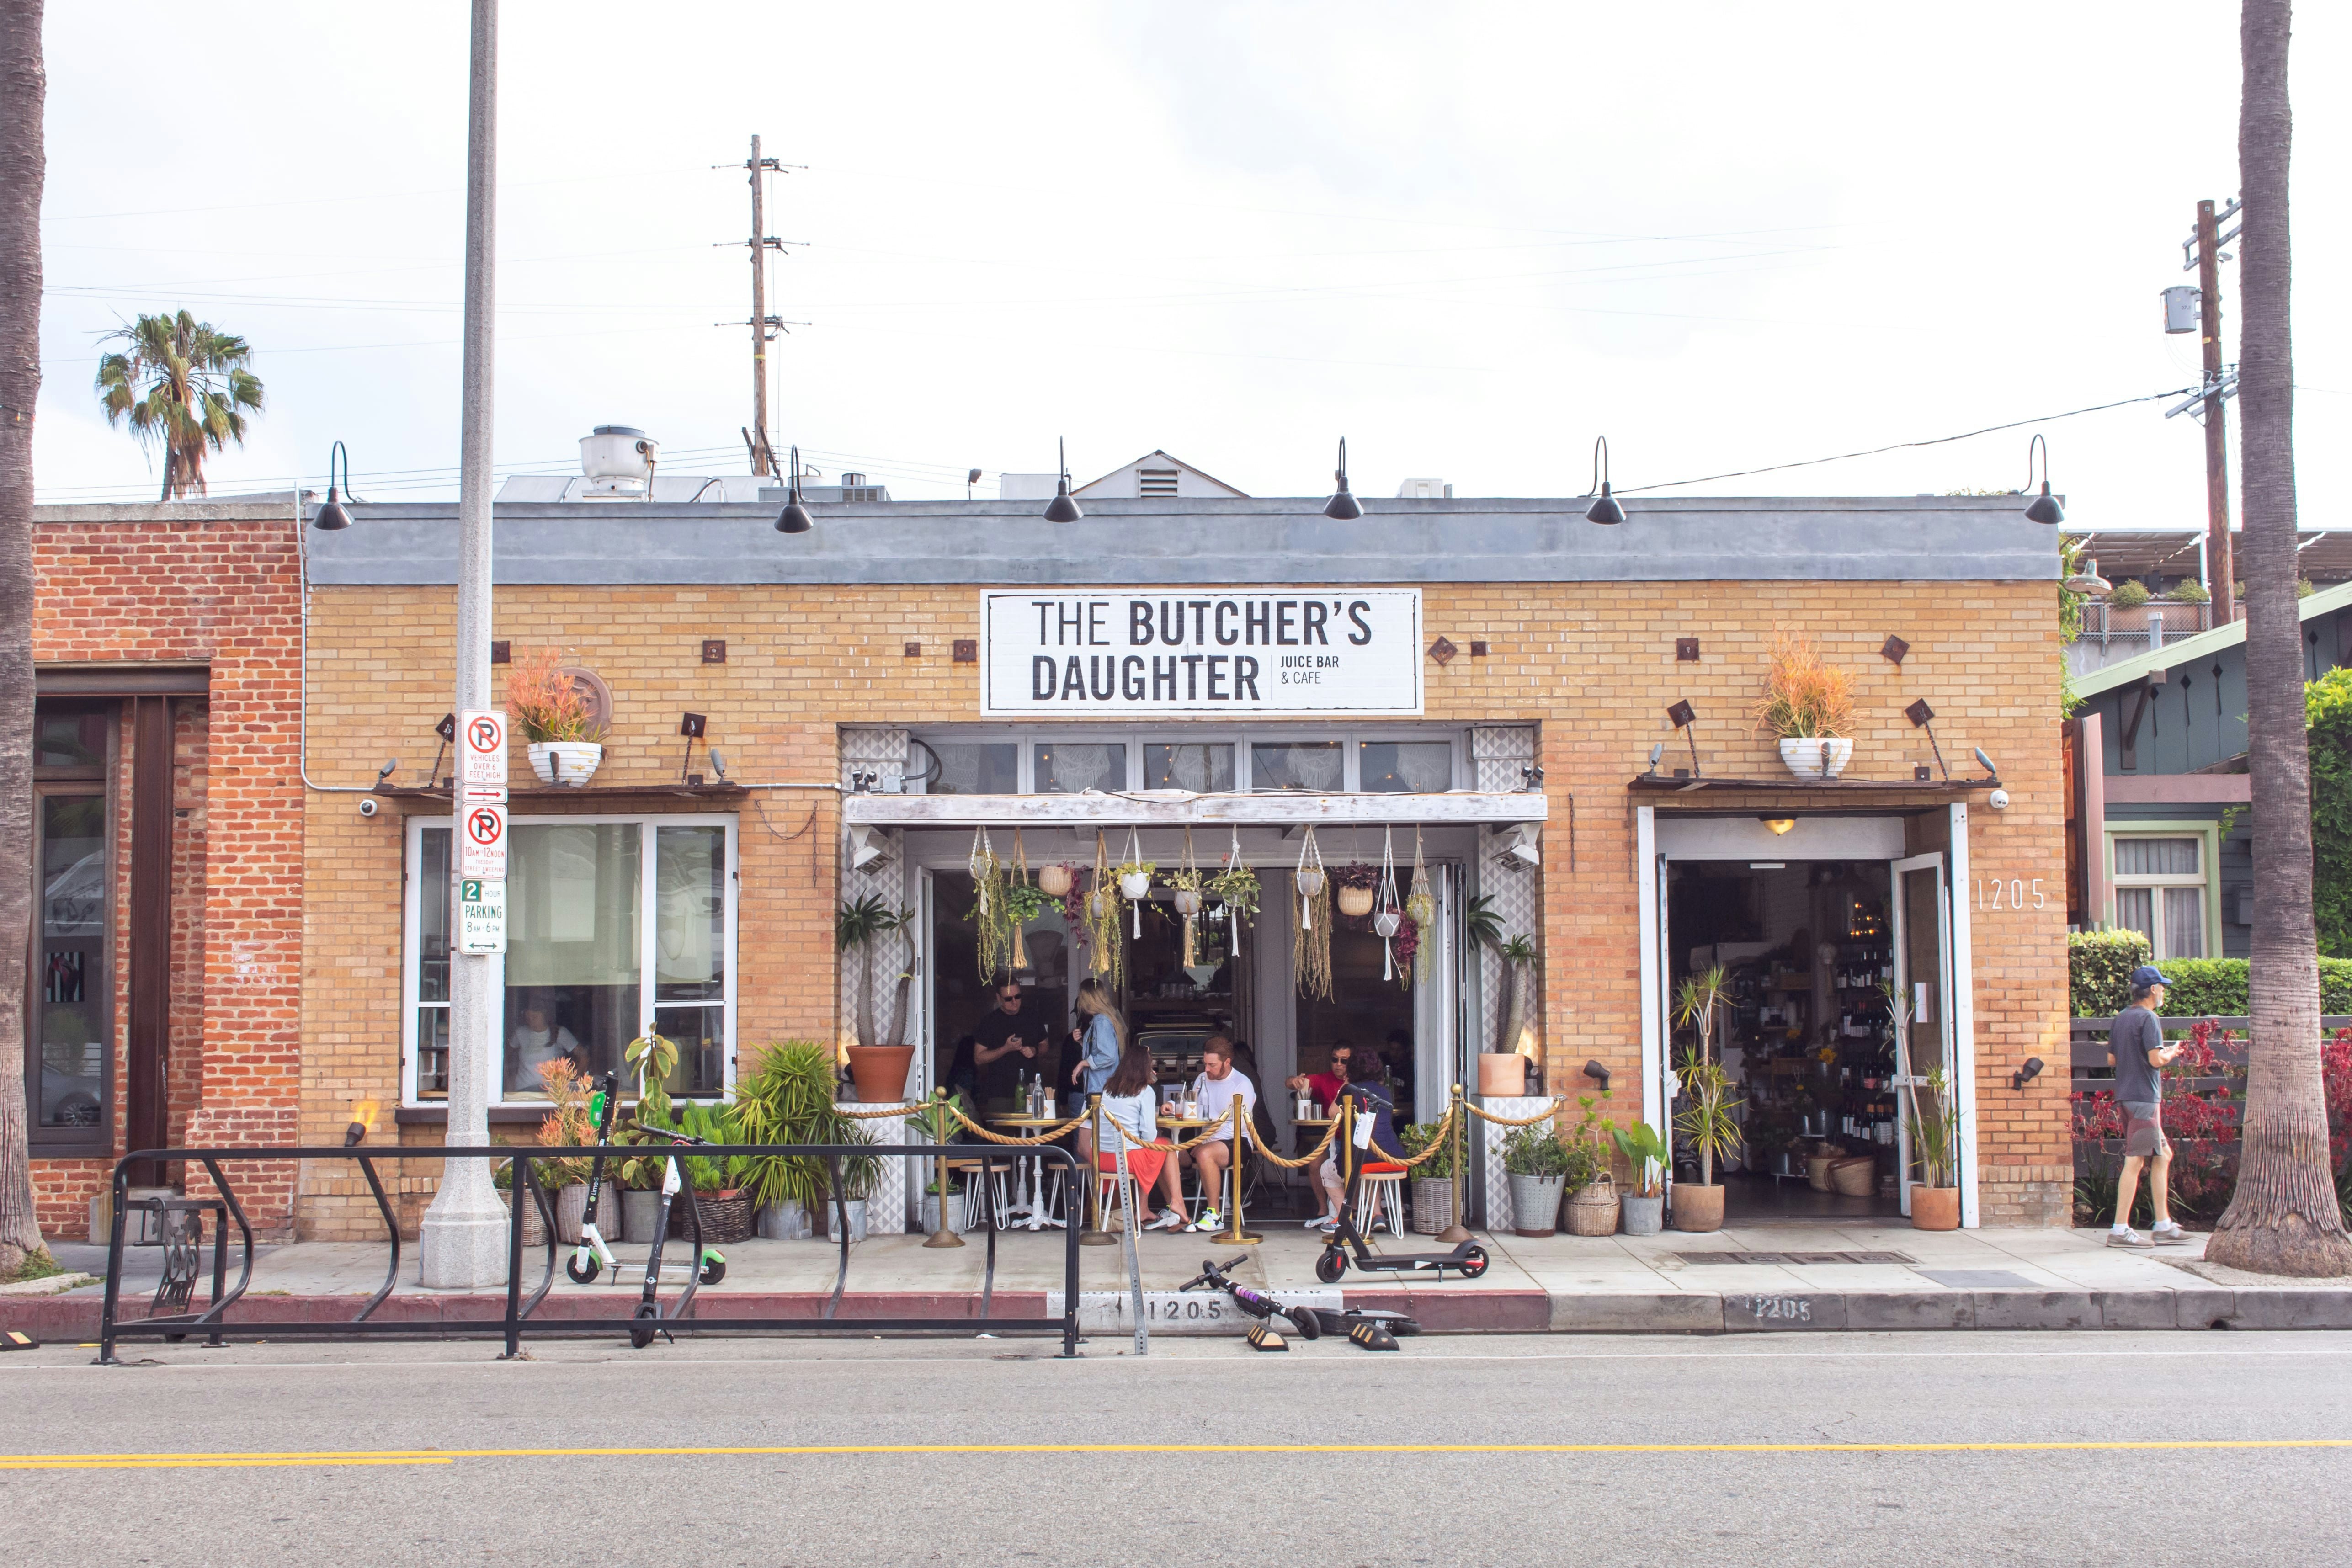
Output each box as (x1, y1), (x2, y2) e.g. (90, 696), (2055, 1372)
(1336, 884), (1376, 918)
(1670, 1182), (1726, 1232)
(844, 1043), (915, 1104)
(1910, 1183), (1961, 1230)
(1036, 864), (1073, 898)
(1477, 1052), (1530, 1096)
(1776, 737), (1852, 780)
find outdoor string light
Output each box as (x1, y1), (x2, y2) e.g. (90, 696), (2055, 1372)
(2023, 433), (2065, 525)
(773, 444), (813, 534)
(310, 441), (360, 531)
(1043, 437), (1083, 522)
(1323, 436), (1364, 520)
(1584, 436), (1626, 526)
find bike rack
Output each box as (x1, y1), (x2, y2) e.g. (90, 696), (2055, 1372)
(96, 1143), (1083, 1363)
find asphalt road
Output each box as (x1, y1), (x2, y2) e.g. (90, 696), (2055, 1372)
(7, 1330), (2352, 1566)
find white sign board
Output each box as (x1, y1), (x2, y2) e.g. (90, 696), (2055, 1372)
(979, 589), (1422, 718)
(456, 877), (506, 955)
(457, 800), (507, 880)
(458, 708), (508, 787)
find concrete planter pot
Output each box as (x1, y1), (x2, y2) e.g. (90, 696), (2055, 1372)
(622, 1189), (664, 1244)
(1508, 1172), (1565, 1237)
(1670, 1182), (1726, 1232)
(921, 1192), (968, 1236)
(1910, 1183), (1961, 1231)
(527, 740), (603, 787)
(1777, 737), (1853, 780)
(1620, 1191), (1666, 1236)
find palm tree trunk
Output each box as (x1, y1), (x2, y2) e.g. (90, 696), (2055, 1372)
(2209, 0), (2352, 1276)
(0, 0), (46, 1276)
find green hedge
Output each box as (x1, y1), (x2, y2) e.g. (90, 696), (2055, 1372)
(2068, 929), (2352, 1017)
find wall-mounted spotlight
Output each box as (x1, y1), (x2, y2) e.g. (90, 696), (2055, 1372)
(1973, 746), (1998, 780)
(1323, 436), (1364, 520)
(374, 758), (399, 788)
(1905, 698), (1950, 782)
(1522, 765), (1545, 793)
(1582, 1059), (1612, 1089)
(311, 441), (362, 531)
(1761, 817), (1796, 836)
(2023, 433), (2065, 525)
(1584, 436), (1626, 526)
(708, 749), (729, 783)
(2011, 1056), (2045, 1091)
(775, 444), (813, 534)
(1044, 437), (1083, 522)
(1646, 742), (1665, 777)
(344, 1100), (379, 1148)
(1667, 699), (1701, 776)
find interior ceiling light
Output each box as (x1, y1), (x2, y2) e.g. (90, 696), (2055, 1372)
(1044, 436), (1083, 522)
(1584, 436), (1626, 526)
(774, 444), (813, 534)
(311, 440), (360, 531)
(1323, 436), (1363, 520)
(2023, 433), (2065, 525)
(1761, 817), (1796, 835)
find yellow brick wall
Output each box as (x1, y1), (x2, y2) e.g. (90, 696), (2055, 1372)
(299, 580), (2068, 1234)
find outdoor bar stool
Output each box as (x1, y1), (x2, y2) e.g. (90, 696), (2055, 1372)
(947, 1158), (1003, 1231)
(1353, 1161), (1407, 1236)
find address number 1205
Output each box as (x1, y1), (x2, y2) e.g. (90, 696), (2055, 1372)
(1977, 878), (2045, 910)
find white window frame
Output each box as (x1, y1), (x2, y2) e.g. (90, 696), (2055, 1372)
(399, 811), (740, 1107)
(907, 725), (1465, 795)
(2107, 824), (2220, 960)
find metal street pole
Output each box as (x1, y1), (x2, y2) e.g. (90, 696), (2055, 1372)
(420, 0), (508, 1288)
(2196, 198), (2236, 627)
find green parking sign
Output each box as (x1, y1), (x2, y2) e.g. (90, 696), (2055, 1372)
(458, 877), (506, 954)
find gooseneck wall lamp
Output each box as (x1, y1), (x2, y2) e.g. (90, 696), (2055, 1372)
(1043, 437), (1083, 523)
(1323, 437), (1364, 520)
(773, 445), (813, 534)
(311, 441), (360, 531)
(1584, 436), (1627, 526)
(2023, 433), (2065, 525)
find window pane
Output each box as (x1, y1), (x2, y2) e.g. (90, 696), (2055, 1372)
(921, 741), (1018, 795)
(34, 712), (107, 771)
(415, 1007), (449, 1098)
(2115, 888), (2154, 949)
(1252, 741), (1342, 792)
(1359, 740), (1453, 793)
(2115, 837), (2200, 877)
(655, 826), (725, 1003)
(37, 794), (107, 1129)
(419, 828), (451, 1004)
(654, 1006), (727, 1098)
(1143, 743), (1234, 792)
(2162, 888), (2206, 959)
(504, 823), (642, 1097)
(1034, 743), (1127, 793)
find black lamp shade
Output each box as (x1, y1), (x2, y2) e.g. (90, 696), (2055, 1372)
(313, 487), (352, 532)
(2024, 483), (2065, 525)
(1323, 477), (1363, 521)
(775, 498), (813, 534)
(1585, 484), (1626, 526)
(1044, 478), (1083, 523)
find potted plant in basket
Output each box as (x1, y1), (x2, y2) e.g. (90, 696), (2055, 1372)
(1560, 1090), (1623, 1236)
(505, 645), (605, 787)
(836, 895), (915, 1102)
(1906, 1068), (1964, 1230)
(1400, 1121), (1457, 1235)
(1502, 1121), (1571, 1237)
(1749, 627), (1857, 779)
(1330, 862), (1379, 919)
(1610, 1120), (1669, 1235)
(1671, 1049), (1745, 1232)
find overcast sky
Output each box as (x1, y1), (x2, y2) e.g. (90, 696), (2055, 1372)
(29, 2), (2350, 532)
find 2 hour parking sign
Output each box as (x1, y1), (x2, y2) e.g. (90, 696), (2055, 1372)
(457, 877), (506, 955)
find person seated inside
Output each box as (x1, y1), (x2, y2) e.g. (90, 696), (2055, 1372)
(506, 994), (583, 1092)
(1179, 1035), (1256, 1233)
(1312, 1052), (1407, 1233)
(1285, 1041), (1354, 1114)
(1095, 1043), (1188, 1231)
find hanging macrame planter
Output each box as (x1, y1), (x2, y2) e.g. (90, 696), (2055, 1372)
(968, 826), (1006, 980)
(1293, 826), (1332, 999)
(1009, 829), (1031, 972)
(1405, 825), (1437, 985)
(1373, 825), (1405, 983)
(1172, 828), (1205, 970)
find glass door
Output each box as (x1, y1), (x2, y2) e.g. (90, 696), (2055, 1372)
(1889, 852), (1954, 1218)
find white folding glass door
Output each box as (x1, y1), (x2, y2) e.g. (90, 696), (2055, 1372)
(1889, 852), (1954, 1221)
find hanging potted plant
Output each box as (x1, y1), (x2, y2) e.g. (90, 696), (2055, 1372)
(1293, 826), (1332, 999)
(1750, 627), (1857, 780)
(1906, 1068), (1964, 1230)
(1610, 1119), (1669, 1235)
(1076, 832), (1127, 987)
(836, 895), (914, 1101)
(1209, 826), (1260, 923)
(1671, 1048), (1745, 1232)
(505, 645), (605, 787)
(1404, 828), (1436, 985)
(1036, 861), (1075, 899)
(1332, 862), (1379, 919)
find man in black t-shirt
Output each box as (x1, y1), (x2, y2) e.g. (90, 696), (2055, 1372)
(972, 982), (1041, 1111)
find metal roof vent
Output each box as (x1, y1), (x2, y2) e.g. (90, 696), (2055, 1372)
(579, 425), (657, 499)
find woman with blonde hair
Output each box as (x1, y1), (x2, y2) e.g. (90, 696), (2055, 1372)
(1068, 978), (1128, 1171)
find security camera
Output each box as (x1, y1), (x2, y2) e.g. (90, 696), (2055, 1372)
(1989, 788), (2011, 811)
(358, 796), (380, 819)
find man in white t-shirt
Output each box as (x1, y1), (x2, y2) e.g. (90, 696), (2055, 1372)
(1181, 1036), (1255, 1233)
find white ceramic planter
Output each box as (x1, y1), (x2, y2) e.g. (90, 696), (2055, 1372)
(1294, 869), (1326, 898)
(1372, 910), (1401, 938)
(527, 740), (604, 787)
(1119, 872), (1153, 900)
(1777, 736), (1853, 780)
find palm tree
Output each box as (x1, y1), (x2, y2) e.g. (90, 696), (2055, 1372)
(0, 0), (46, 1279)
(94, 310), (264, 500)
(2209, 0), (2352, 1276)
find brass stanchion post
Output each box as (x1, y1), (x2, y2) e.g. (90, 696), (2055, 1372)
(922, 1089), (964, 1249)
(1079, 1093), (1118, 1247)
(1214, 1097), (1260, 1244)
(1437, 1082), (1472, 1243)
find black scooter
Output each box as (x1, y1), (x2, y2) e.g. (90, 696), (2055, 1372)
(1181, 1255), (1425, 1347)
(1314, 1125), (1487, 1284)
(617, 1119), (728, 1347)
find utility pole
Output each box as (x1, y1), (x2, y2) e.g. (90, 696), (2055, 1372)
(745, 136), (782, 475)
(2189, 197), (2242, 625)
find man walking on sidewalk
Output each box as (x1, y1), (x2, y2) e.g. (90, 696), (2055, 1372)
(2109, 965), (2192, 1249)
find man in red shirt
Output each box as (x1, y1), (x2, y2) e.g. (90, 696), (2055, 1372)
(1286, 1041), (1354, 1113)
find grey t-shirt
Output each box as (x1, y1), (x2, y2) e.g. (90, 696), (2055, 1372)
(2110, 1005), (2165, 1105)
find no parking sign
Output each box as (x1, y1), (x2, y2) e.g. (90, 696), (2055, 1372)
(458, 799), (507, 880)
(458, 708), (507, 787)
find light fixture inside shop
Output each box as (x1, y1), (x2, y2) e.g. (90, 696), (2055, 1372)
(1761, 817), (1796, 835)
(1044, 437), (1083, 523)
(1323, 436), (1364, 520)
(1584, 436), (1626, 526)
(311, 441), (360, 531)
(2023, 433), (2065, 525)
(774, 444), (813, 534)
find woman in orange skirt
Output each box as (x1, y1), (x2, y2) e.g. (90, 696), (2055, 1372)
(1096, 1043), (1187, 1230)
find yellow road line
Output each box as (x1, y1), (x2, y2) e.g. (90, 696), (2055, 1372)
(9, 1440), (2352, 1471)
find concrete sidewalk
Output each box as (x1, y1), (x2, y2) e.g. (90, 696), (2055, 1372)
(11, 1220), (2351, 1339)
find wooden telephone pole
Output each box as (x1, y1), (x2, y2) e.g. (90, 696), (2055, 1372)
(730, 136), (793, 476)
(2193, 197), (2240, 625)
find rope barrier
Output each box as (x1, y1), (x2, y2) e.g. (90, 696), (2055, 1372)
(1463, 1096), (1569, 1127)
(1239, 1113), (1343, 1171)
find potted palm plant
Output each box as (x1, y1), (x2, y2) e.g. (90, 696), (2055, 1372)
(1610, 1120), (1669, 1235)
(1467, 895), (1542, 1094)
(836, 895), (914, 1102)
(731, 1040), (855, 1239)
(1502, 1121), (1571, 1237)
(1906, 1068), (1964, 1230)
(1671, 1049), (1745, 1232)
(505, 645), (604, 786)
(1749, 628), (1857, 779)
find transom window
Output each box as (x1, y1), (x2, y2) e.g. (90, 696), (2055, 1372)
(906, 730), (1460, 794)
(2112, 834), (2208, 960)
(403, 813), (737, 1105)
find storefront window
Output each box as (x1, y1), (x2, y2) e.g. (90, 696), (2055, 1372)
(922, 740), (1018, 795)
(1144, 742), (1234, 792)
(406, 814), (735, 1105)
(1034, 742), (1127, 793)
(36, 795), (109, 1133)
(1251, 741), (1343, 792)
(1358, 740), (1453, 792)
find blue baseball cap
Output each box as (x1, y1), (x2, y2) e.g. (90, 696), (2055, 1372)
(2129, 965), (2173, 987)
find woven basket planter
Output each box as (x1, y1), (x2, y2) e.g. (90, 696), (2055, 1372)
(1830, 1156), (1876, 1197)
(671, 1193), (754, 1244)
(1409, 1178), (1454, 1235)
(1562, 1175), (1621, 1237)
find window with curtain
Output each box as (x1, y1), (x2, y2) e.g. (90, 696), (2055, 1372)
(922, 741), (1018, 795)
(2111, 835), (2207, 960)
(1144, 743), (1234, 792)
(1252, 741), (1344, 792)
(1358, 740), (1453, 793)
(1034, 742), (1127, 793)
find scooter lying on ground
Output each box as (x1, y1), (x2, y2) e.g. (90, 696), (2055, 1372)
(1313, 1129), (1488, 1285)
(1179, 1254), (1324, 1347)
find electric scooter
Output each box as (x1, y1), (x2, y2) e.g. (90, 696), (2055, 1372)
(618, 1120), (729, 1348)
(562, 1079), (726, 1307)
(1179, 1254), (1324, 1342)
(1313, 1123), (1488, 1285)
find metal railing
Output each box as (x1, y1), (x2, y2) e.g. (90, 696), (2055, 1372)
(97, 1142), (1081, 1363)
